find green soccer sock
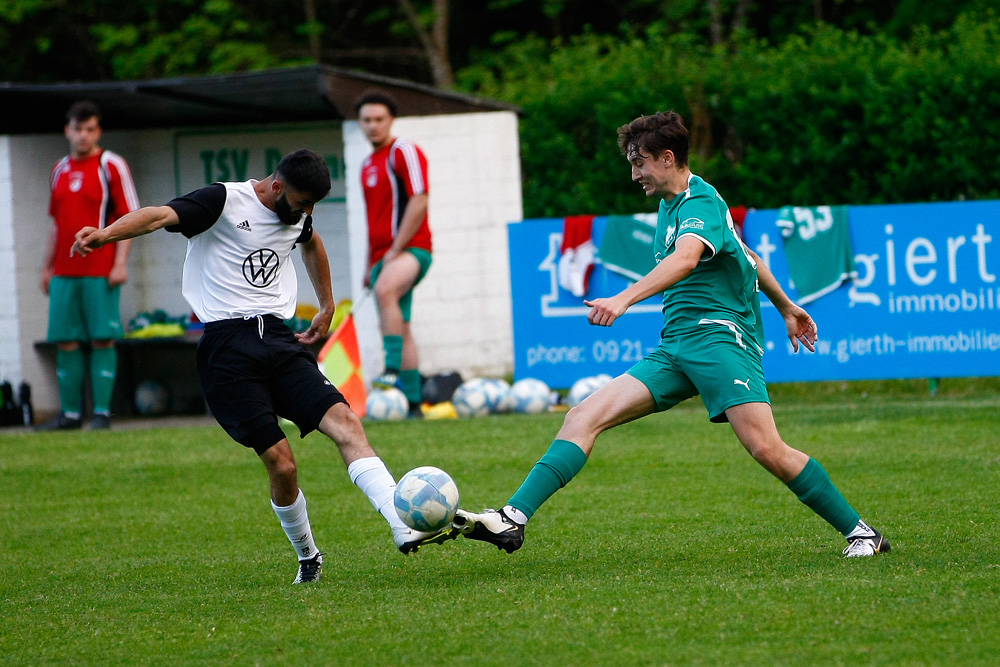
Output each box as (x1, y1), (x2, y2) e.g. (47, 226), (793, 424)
(508, 439), (589, 521)
(382, 335), (403, 374)
(400, 369), (422, 405)
(89, 346), (118, 415)
(786, 458), (861, 536)
(56, 348), (85, 416)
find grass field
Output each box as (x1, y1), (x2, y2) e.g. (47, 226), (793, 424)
(2, 386), (999, 666)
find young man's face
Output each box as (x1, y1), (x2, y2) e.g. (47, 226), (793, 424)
(358, 103), (395, 149)
(65, 116), (102, 159)
(628, 147), (674, 198)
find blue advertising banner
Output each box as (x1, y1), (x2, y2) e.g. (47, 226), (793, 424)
(744, 201), (1000, 382)
(509, 216), (663, 388)
(509, 201), (1000, 387)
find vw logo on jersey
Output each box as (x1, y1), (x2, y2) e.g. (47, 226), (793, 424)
(69, 173), (84, 192)
(242, 248), (280, 288)
(365, 169), (378, 188)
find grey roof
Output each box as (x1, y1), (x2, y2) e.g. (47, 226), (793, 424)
(0, 64), (520, 134)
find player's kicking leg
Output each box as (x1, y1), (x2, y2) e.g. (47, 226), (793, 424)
(455, 375), (654, 553)
(312, 403), (458, 554)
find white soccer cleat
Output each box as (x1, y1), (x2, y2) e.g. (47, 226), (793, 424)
(843, 525), (891, 557)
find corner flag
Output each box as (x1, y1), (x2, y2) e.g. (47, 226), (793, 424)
(318, 313), (367, 418)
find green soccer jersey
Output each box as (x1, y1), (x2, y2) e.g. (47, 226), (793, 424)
(655, 173), (764, 352)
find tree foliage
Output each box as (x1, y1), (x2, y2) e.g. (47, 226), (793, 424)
(459, 12), (1000, 216)
(1, 0), (994, 84)
(2, 2), (997, 214)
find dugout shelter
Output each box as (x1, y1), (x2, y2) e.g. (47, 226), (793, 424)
(0, 65), (523, 417)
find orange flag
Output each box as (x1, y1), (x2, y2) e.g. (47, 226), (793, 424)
(318, 313), (367, 418)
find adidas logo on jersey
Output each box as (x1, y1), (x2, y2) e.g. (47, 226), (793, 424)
(236, 220), (252, 232)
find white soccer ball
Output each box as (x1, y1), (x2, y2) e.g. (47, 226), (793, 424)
(134, 380), (170, 416)
(568, 374), (614, 407)
(366, 387), (408, 421)
(510, 378), (551, 414)
(393, 466), (461, 532)
(452, 378), (492, 417)
(485, 378), (515, 413)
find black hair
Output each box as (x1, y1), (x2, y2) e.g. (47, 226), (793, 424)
(66, 100), (101, 125)
(353, 89), (398, 117)
(275, 149), (332, 201)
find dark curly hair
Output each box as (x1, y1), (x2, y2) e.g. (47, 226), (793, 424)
(616, 111), (689, 167)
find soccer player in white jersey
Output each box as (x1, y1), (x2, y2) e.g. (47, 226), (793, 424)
(72, 150), (457, 584)
(454, 112), (890, 558)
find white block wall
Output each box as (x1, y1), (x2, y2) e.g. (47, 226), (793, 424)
(0, 137), (21, 388)
(3, 110), (522, 414)
(344, 111), (522, 383)
(5, 133), (71, 412)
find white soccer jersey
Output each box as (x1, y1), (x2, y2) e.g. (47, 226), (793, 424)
(166, 181), (313, 323)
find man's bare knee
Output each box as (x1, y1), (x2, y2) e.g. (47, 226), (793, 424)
(557, 404), (601, 441)
(374, 281), (393, 303)
(273, 456), (298, 481)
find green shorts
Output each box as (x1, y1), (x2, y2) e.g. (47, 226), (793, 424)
(47, 275), (124, 342)
(369, 247), (432, 323)
(627, 325), (770, 423)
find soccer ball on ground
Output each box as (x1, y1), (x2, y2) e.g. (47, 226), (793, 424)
(393, 466), (461, 532)
(568, 374), (614, 407)
(135, 380), (170, 416)
(366, 387), (408, 421)
(509, 378), (551, 414)
(485, 378), (514, 413)
(452, 378), (493, 417)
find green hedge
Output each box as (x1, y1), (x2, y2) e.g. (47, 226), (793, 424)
(458, 14), (1000, 217)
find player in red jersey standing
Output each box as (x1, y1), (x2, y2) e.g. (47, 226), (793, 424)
(38, 101), (140, 430)
(355, 90), (433, 419)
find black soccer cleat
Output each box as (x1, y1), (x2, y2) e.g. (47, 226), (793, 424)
(34, 412), (82, 431)
(397, 525), (460, 555)
(293, 553), (323, 584)
(452, 508), (525, 554)
(843, 525), (891, 557)
(90, 414), (111, 430)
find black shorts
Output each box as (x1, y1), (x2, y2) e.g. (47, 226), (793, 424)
(197, 315), (346, 454)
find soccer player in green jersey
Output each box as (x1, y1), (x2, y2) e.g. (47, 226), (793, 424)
(455, 111), (889, 558)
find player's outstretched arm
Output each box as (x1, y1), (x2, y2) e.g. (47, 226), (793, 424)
(750, 249), (817, 353)
(585, 235), (703, 327)
(72, 205), (180, 256)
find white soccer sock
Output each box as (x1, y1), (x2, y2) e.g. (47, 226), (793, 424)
(348, 456), (410, 539)
(271, 490), (320, 561)
(503, 505), (528, 525)
(845, 519), (874, 539)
